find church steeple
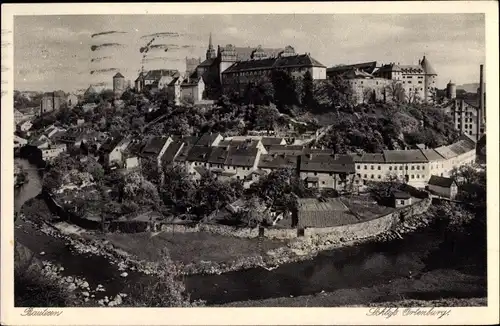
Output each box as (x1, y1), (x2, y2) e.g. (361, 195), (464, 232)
(206, 32), (216, 60)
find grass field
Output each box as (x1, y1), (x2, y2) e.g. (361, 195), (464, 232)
(103, 231), (285, 264)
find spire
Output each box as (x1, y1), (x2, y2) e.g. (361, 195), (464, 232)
(206, 32), (216, 60)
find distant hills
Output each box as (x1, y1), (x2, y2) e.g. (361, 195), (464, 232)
(456, 83), (481, 93)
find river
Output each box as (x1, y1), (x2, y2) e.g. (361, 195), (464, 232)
(14, 159), (486, 306)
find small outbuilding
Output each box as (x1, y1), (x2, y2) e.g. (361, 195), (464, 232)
(427, 175), (458, 199)
(392, 191), (412, 208)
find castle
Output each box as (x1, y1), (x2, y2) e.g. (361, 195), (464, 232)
(190, 33), (327, 98)
(326, 57), (438, 104)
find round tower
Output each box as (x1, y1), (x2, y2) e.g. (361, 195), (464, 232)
(446, 80), (456, 99)
(113, 72), (125, 96)
(420, 55), (437, 103)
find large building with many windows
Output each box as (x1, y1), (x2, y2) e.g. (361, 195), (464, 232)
(190, 33), (327, 98)
(326, 56), (438, 104)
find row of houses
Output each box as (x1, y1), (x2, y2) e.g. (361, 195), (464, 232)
(96, 131), (476, 192)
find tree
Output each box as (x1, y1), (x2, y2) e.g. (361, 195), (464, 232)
(193, 174), (241, 218)
(255, 104), (281, 133)
(271, 69), (299, 108)
(312, 76), (354, 112)
(160, 165), (197, 213)
(127, 249), (204, 307)
(363, 87), (374, 104)
(406, 88), (421, 104)
(302, 70), (314, 108)
(367, 173), (403, 202)
(385, 80), (405, 103)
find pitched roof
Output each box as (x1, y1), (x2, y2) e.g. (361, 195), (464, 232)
(113, 72), (125, 79)
(392, 191), (411, 199)
(267, 145), (304, 156)
(350, 153), (385, 163)
(225, 147), (259, 167)
(375, 63), (402, 74)
(198, 58), (216, 67)
(420, 56), (437, 75)
(141, 136), (169, 157)
(300, 154), (355, 173)
(195, 132), (221, 147)
(222, 54), (326, 74)
(144, 69), (179, 81)
(258, 153), (297, 169)
(99, 136), (124, 154)
(399, 65), (425, 74)
(161, 141), (184, 164)
(327, 62), (378, 75)
(260, 137), (286, 146)
(420, 148), (446, 161)
(207, 147), (229, 165)
(428, 175), (456, 188)
(383, 149), (428, 163)
(297, 198), (358, 228)
(186, 145), (212, 163)
(434, 145), (458, 159)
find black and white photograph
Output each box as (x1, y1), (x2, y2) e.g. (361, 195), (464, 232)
(1, 2), (498, 325)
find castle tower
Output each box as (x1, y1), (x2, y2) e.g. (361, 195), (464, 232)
(113, 72), (125, 97)
(420, 55), (438, 103)
(446, 80), (456, 100)
(206, 33), (216, 60)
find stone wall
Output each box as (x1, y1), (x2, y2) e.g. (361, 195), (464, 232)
(158, 198), (431, 241)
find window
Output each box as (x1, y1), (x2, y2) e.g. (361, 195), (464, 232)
(371, 175), (374, 179)
(422, 165), (425, 170)
(357, 165), (360, 169)
(322, 181), (325, 185)
(371, 165), (374, 170)
(389, 166), (392, 171)
(400, 200), (405, 205)
(364, 165), (367, 169)
(418, 81), (422, 84)
(314, 172), (317, 176)
(400, 166), (403, 170)
(377, 166), (381, 170)
(411, 166), (414, 170)
(417, 175), (420, 179)
(411, 175), (414, 179)
(364, 174), (367, 178)
(416, 166), (420, 170)
(378, 175), (381, 179)
(329, 173), (333, 176)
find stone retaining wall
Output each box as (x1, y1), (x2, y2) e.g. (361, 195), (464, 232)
(160, 198), (432, 241)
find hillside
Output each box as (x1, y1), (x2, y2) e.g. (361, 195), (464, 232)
(299, 102), (460, 153)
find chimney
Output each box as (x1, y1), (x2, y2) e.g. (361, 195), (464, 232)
(478, 64), (485, 141)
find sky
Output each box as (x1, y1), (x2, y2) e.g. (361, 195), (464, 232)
(13, 14), (485, 92)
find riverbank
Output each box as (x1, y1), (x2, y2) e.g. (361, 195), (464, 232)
(219, 268), (486, 307)
(18, 192), (437, 278)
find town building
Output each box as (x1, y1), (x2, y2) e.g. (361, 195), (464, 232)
(67, 94), (79, 108)
(14, 135), (28, 149)
(113, 72), (126, 97)
(40, 92), (64, 114)
(299, 153), (359, 192)
(139, 136), (174, 168)
(327, 56), (438, 104)
(392, 191), (412, 208)
(134, 69), (180, 93)
(426, 175), (458, 199)
(19, 120), (33, 132)
(443, 98), (483, 139)
(167, 75), (206, 105)
(41, 144), (67, 161)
